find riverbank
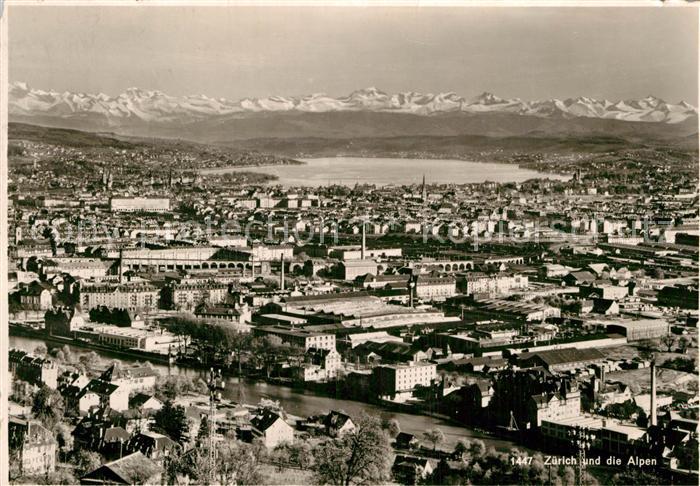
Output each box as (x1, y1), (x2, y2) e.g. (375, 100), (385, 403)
(9, 324), (174, 365)
(10, 333), (521, 452)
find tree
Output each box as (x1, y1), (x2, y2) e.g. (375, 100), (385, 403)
(678, 336), (690, 354)
(661, 357), (696, 373)
(78, 351), (101, 371)
(13, 470), (77, 485)
(31, 385), (65, 429)
(603, 399), (644, 421)
(453, 439), (469, 461)
(423, 428), (445, 451)
(155, 375), (207, 401)
(196, 416), (210, 446)
(610, 467), (663, 485)
(10, 380), (33, 406)
(312, 413), (392, 486)
(271, 440), (314, 469)
(71, 449), (103, 477)
(661, 334), (675, 352)
(217, 442), (264, 485)
(637, 340), (656, 361)
(228, 331), (253, 376)
(380, 416), (401, 438)
(636, 409), (649, 428)
(153, 400), (191, 445)
(168, 441), (264, 485)
(468, 439), (486, 458)
(426, 446), (572, 485)
(34, 344), (48, 356)
(54, 422), (74, 462)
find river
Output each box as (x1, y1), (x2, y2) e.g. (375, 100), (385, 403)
(199, 157), (570, 187)
(10, 334), (520, 451)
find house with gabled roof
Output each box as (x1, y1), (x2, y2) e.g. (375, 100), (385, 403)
(323, 410), (355, 437)
(80, 451), (161, 485)
(392, 455), (437, 485)
(563, 271), (596, 287)
(129, 393), (163, 413)
(71, 378), (129, 414)
(127, 431), (179, 461)
(241, 409), (294, 448)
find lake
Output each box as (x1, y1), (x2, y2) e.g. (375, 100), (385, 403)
(200, 157), (569, 187)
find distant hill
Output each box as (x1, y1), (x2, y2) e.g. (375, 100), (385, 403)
(9, 82), (699, 144)
(8, 122), (138, 148)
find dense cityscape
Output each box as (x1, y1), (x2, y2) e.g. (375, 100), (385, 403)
(5, 5), (700, 486)
(6, 115), (699, 485)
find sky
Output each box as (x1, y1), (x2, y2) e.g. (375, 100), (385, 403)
(8, 6), (699, 104)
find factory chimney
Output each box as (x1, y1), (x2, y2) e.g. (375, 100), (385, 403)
(408, 275), (416, 308)
(118, 249), (124, 284)
(650, 360), (657, 426)
(280, 254), (285, 291)
(361, 221), (366, 260)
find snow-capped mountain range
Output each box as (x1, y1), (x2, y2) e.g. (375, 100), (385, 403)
(9, 82), (698, 125)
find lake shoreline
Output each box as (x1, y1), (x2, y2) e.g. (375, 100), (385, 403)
(198, 156), (570, 187)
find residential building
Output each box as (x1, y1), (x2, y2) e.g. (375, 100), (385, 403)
(297, 347), (342, 382)
(80, 283), (160, 312)
(80, 451), (162, 484)
(372, 362), (437, 401)
(161, 280), (229, 310)
(9, 349), (58, 389)
(460, 273), (529, 296)
(323, 411), (356, 437)
(17, 281), (53, 310)
(67, 378), (130, 414)
(247, 410), (295, 448)
(9, 416), (57, 477)
(415, 275), (457, 301)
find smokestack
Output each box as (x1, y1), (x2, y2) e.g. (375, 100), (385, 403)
(650, 361), (657, 426)
(118, 249), (124, 284)
(280, 254), (285, 291)
(361, 221), (366, 260)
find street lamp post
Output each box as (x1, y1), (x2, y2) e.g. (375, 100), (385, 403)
(207, 368), (226, 483)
